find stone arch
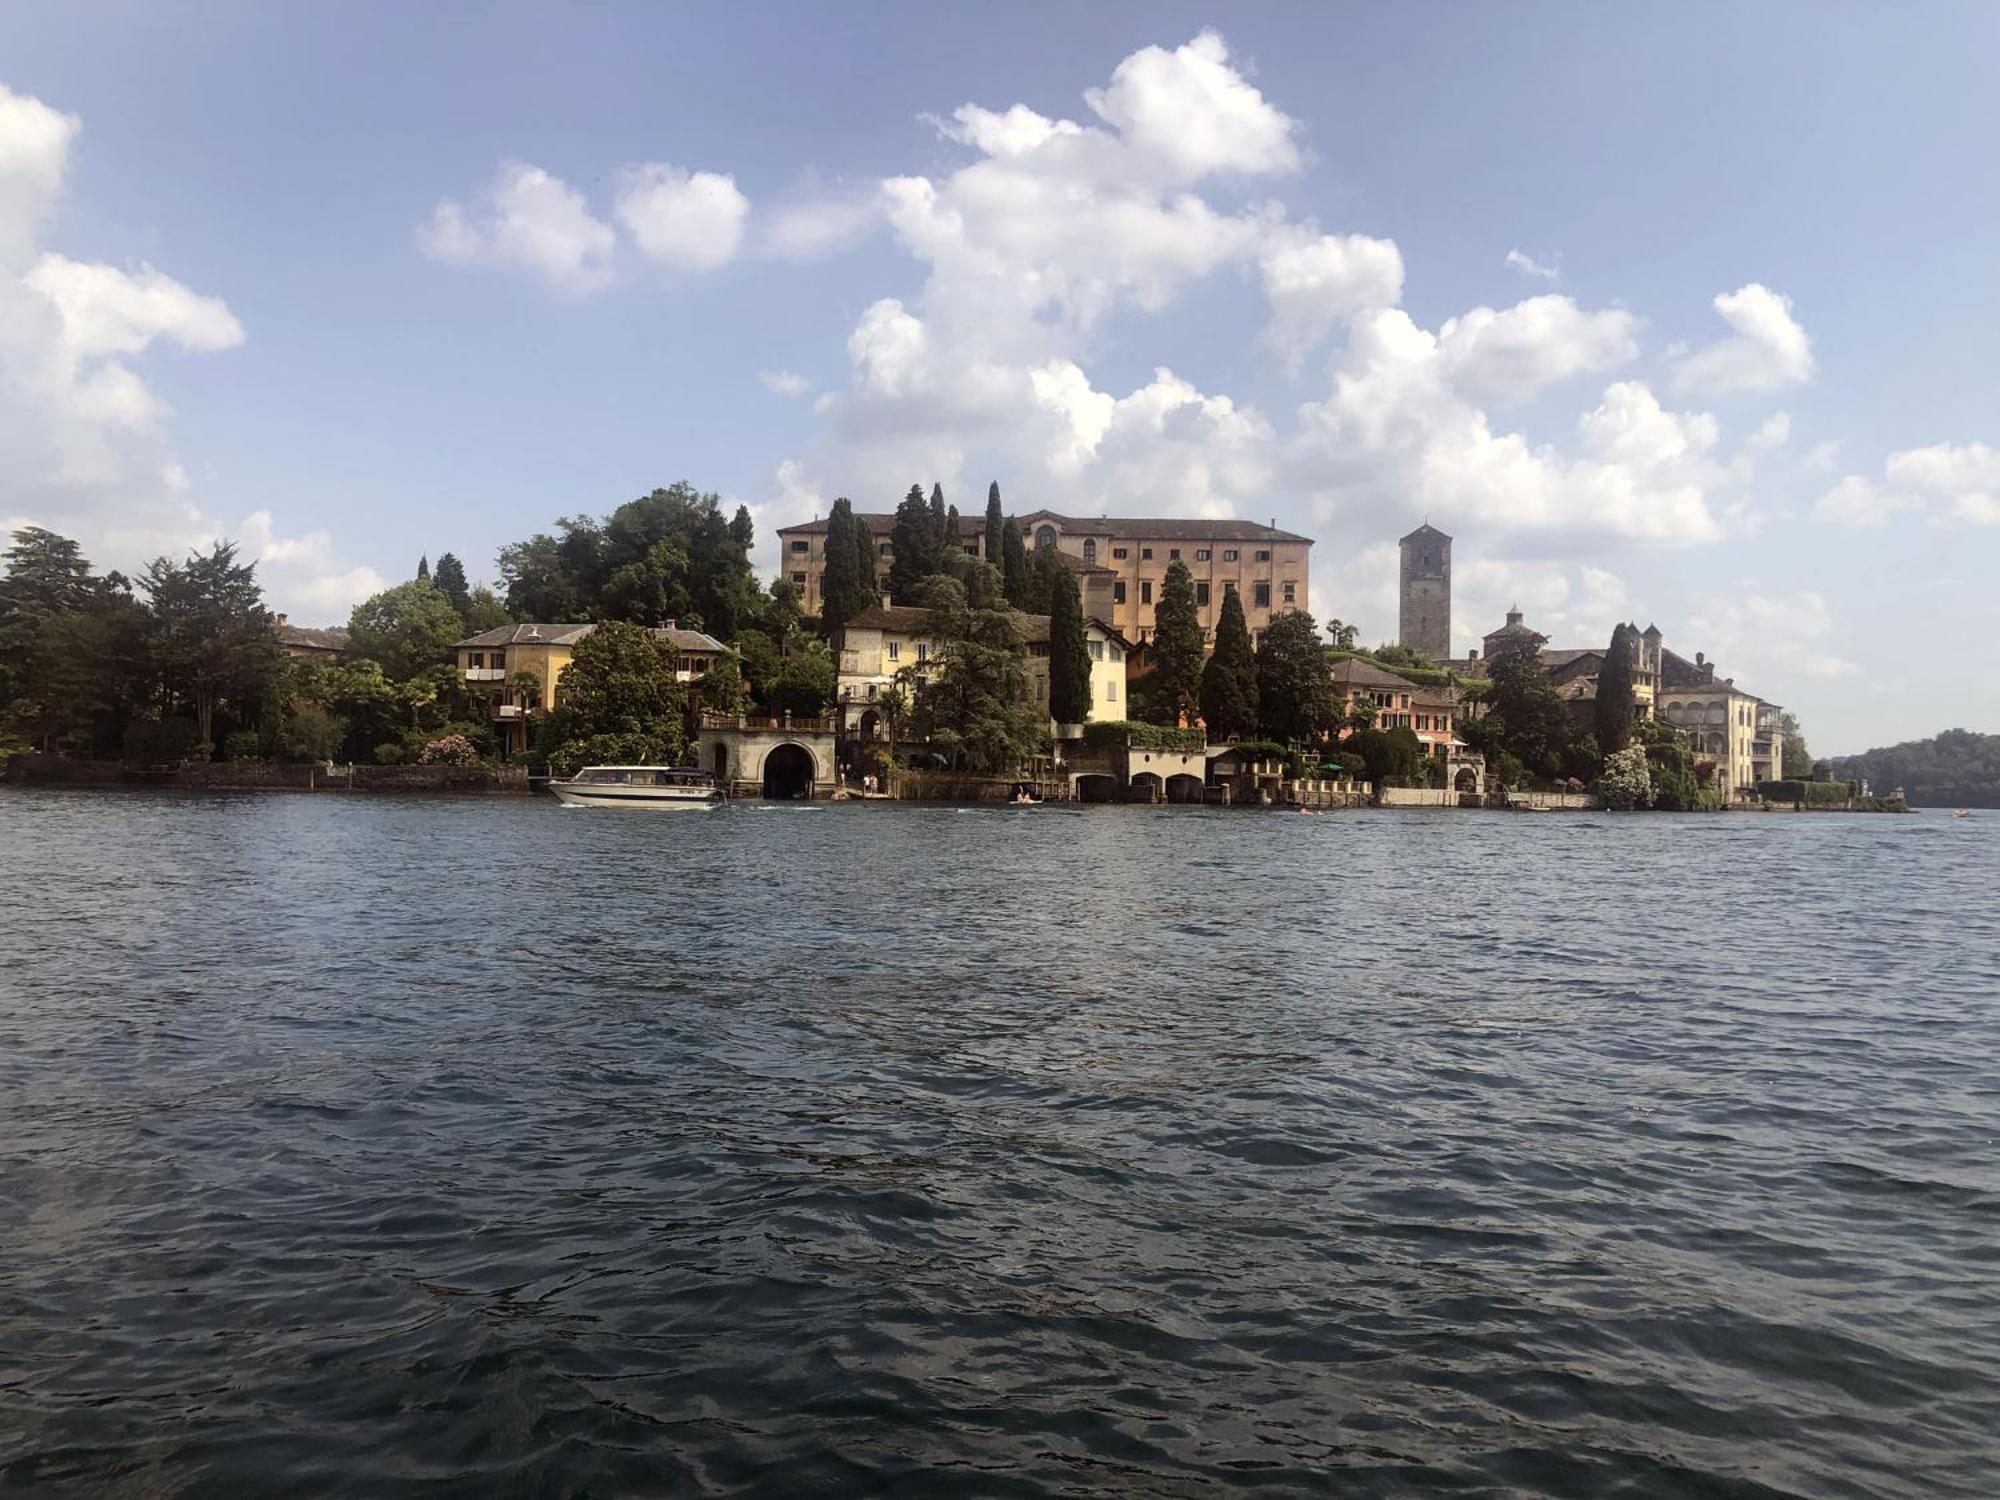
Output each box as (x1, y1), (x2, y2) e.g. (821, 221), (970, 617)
(1082, 537), (1097, 565)
(1035, 524), (1058, 550)
(859, 709), (881, 741)
(1130, 771), (1164, 803)
(1073, 773), (1119, 803)
(762, 742), (818, 799)
(1454, 766), (1480, 793)
(1164, 772), (1204, 804)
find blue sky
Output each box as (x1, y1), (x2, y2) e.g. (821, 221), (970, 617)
(3, 3), (1997, 753)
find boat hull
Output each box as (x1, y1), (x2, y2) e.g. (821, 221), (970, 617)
(549, 784), (722, 809)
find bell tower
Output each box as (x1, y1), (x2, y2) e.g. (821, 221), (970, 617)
(1398, 523), (1451, 662)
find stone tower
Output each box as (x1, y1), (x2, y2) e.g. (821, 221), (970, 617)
(1398, 523), (1451, 662)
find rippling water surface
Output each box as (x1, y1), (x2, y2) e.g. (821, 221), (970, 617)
(2, 790), (1997, 1497)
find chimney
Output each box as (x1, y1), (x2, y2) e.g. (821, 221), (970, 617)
(880, 592), (891, 609)
(662, 617), (676, 631)
(275, 613), (288, 627)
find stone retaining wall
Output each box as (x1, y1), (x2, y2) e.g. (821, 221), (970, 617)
(6, 754), (532, 795)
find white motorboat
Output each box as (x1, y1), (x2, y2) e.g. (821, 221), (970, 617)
(549, 765), (724, 808)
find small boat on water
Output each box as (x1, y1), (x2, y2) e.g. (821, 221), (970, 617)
(549, 765), (723, 808)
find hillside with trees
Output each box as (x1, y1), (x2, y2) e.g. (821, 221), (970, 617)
(1832, 730), (2000, 808)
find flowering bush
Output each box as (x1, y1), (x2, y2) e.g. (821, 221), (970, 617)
(418, 733), (480, 766)
(1596, 744), (1653, 810)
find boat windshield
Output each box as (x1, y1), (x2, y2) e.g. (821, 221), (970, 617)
(575, 767), (712, 786)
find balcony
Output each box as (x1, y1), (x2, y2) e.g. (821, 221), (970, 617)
(492, 704), (527, 720)
(462, 667), (505, 682)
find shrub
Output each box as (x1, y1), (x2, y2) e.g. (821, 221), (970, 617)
(123, 717), (201, 764)
(1081, 720), (1205, 752)
(1757, 779), (1806, 803)
(418, 733), (480, 766)
(222, 730), (264, 762)
(547, 732), (679, 777)
(1596, 745), (1654, 810)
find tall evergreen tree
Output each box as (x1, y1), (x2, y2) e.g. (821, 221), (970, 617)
(1594, 622), (1636, 755)
(984, 482), (1004, 566)
(1148, 559), (1204, 726)
(141, 542), (279, 752)
(819, 498), (875, 636)
(888, 484), (940, 600)
(1200, 585), (1259, 740)
(945, 504), (961, 565)
(432, 552), (471, 618)
(928, 483), (948, 557)
(1254, 609), (1337, 746)
(1000, 519), (1029, 608)
(1047, 568), (1092, 725)
(416, 555), (430, 582)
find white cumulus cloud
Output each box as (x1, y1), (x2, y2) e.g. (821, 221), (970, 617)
(419, 160), (618, 295)
(614, 163), (750, 272)
(1672, 282), (1815, 395)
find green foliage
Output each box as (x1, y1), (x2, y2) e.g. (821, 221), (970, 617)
(765, 640), (837, 718)
(1081, 720), (1205, 752)
(141, 541), (279, 753)
(1637, 718), (1700, 810)
(732, 628), (781, 706)
(346, 579), (464, 681)
(1017, 545), (1067, 617)
(1594, 623), (1637, 755)
(497, 482), (762, 637)
(276, 701), (346, 762)
(818, 498), (876, 634)
(1475, 624), (1577, 781)
(222, 729), (264, 762)
(907, 575), (1045, 772)
(1000, 518), (1028, 609)
(1047, 568), (1092, 724)
(431, 552), (471, 618)
(1199, 586), (1259, 741)
(545, 621), (688, 770)
(1324, 618), (1359, 650)
(1255, 609), (1338, 745)
(546, 732), (681, 777)
(1597, 744), (1654, 810)
(1778, 711), (1813, 779)
(1347, 725), (1425, 785)
(983, 483), (1004, 571)
(123, 716), (201, 763)
(1148, 560), (1204, 726)
(885, 484), (939, 600)
(698, 653), (747, 714)
(1826, 731), (2000, 809)
(1758, 778), (1861, 807)
(461, 585), (511, 633)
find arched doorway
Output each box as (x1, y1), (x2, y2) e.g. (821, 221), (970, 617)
(1454, 766), (1479, 794)
(1130, 771), (1163, 803)
(1074, 773), (1119, 803)
(1165, 773), (1204, 804)
(859, 709), (881, 741)
(762, 742), (816, 799)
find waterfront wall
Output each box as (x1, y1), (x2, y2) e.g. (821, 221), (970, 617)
(6, 754), (533, 795)
(1506, 790), (1600, 810)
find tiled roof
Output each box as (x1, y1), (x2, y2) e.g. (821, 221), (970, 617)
(651, 626), (729, 653)
(455, 623), (596, 648)
(1328, 657), (1419, 690)
(781, 512), (984, 537)
(276, 623), (348, 651)
(781, 509), (1312, 545)
(1399, 522), (1451, 543)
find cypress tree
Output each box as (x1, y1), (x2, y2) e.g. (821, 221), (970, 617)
(1149, 559), (1203, 726)
(929, 483), (949, 558)
(983, 482), (1004, 565)
(432, 552), (471, 618)
(888, 484), (939, 600)
(1048, 567), (1092, 725)
(1594, 622), (1636, 755)
(416, 554), (430, 582)
(820, 498), (871, 635)
(945, 503), (962, 564)
(1000, 518), (1028, 608)
(1200, 585), (1259, 740)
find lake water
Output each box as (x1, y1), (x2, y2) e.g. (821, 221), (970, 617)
(2, 790), (1996, 1498)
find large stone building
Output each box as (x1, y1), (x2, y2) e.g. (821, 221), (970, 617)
(1397, 523), (1451, 662)
(1478, 608), (1782, 797)
(776, 507), (1311, 648)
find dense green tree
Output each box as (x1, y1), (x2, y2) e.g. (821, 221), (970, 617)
(461, 585), (512, 633)
(929, 483), (949, 557)
(347, 580), (465, 681)
(539, 621), (687, 770)
(1594, 623), (1636, 755)
(1, 529), (152, 754)
(1254, 608), (1338, 745)
(698, 653), (747, 715)
(1199, 586), (1259, 740)
(431, 552), (472, 618)
(1832, 729), (2000, 808)
(141, 542), (279, 753)
(983, 482), (1004, 569)
(1147, 560), (1204, 726)
(1000, 518), (1028, 608)
(1348, 725), (1425, 786)
(907, 575), (1043, 773)
(765, 640), (837, 718)
(819, 498), (876, 635)
(1475, 623), (1577, 782)
(1636, 717), (1702, 810)
(1018, 545), (1070, 617)
(415, 555), (430, 582)
(887, 484), (941, 599)
(1324, 618), (1359, 650)
(1047, 567), (1092, 725)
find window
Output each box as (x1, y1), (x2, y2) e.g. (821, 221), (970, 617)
(1113, 581), (1127, 604)
(964, 545), (977, 555)
(878, 575), (890, 591)
(1036, 677), (1047, 701)
(1223, 579), (1237, 595)
(887, 641), (900, 661)
(1088, 640), (1104, 661)
(879, 541), (893, 555)
(1035, 525), (1057, 550)
(1107, 681), (1117, 702)
(791, 571), (807, 586)
(1282, 581), (1296, 604)
(789, 539), (809, 554)
(1110, 644), (1123, 662)
(1254, 581), (1271, 608)
(1141, 547), (1154, 560)
(917, 642), (931, 663)
(1083, 539), (1097, 564)
(1223, 549), (1238, 562)
(1141, 581), (1153, 604)
(1112, 547), (1128, 560)
(1195, 548), (1211, 561)
(1255, 549), (1271, 561)
(1195, 582), (1211, 606)
(1169, 548), (1181, 560)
